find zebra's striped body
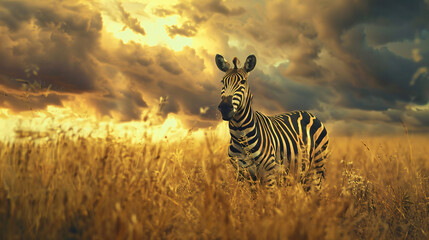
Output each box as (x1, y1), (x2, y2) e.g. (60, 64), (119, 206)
(216, 54), (330, 189)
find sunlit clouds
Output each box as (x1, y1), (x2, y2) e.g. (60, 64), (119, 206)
(0, 0), (428, 139)
(101, 1), (193, 51)
(0, 105), (229, 144)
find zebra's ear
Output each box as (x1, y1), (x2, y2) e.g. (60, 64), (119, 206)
(215, 54), (230, 72)
(244, 54), (256, 72)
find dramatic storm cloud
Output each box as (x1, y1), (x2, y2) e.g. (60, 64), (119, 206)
(0, 0), (428, 134)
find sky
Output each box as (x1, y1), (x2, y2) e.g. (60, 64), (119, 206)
(0, 0), (428, 137)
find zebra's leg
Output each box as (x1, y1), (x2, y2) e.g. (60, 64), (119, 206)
(300, 159), (327, 191)
(229, 155), (257, 182)
(308, 142), (329, 190)
(257, 154), (279, 188)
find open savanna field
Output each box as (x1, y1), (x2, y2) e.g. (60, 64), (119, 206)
(0, 123), (428, 240)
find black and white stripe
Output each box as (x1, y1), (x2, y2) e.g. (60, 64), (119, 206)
(216, 54), (330, 189)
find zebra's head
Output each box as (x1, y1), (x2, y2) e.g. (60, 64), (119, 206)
(215, 54), (256, 121)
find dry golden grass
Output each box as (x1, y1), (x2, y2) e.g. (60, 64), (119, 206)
(0, 126), (428, 239)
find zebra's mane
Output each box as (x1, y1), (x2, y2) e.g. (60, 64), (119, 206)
(232, 57), (240, 69)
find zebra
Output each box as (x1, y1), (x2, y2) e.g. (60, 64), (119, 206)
(215, 54), (330, 189)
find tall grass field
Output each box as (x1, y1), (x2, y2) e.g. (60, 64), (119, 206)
(0, 122), (428, 239)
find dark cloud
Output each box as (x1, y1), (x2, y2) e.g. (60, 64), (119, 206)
(0, 91), (64, 112)
(0, 1), (32, 31)
(166, 21), (198, 38)
(412, 109), (429, 127)
(329, 25), (426, 108)
(193, 0), (246, 16)
(159, 96), (180, 116)
(116, 2), (146, 35)
(383, 107), (429, 131)
(97, 40), (218, 123)
(365, 24), (416, 46)
(196, 0), (429, 134)
(248, 66), (331, 114)
(280, 35), (324, 79)
(157, 49), (183, 75)
(173, 3), (208, 24)
(1, 0), (428, 135)
(0, 1), (152, 121)
(0, 1), (103, 94)
(161, 0), (246, 39)
(237, 0), (429, 134)
(88, 87), (147, 121)
(327, 120), (404, 136)
(0, 0), (105, 120)
(152, 7), (175, 17)
(113, 42), (154, 67)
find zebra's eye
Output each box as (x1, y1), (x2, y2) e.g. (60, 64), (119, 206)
(240, 80), (246, 84)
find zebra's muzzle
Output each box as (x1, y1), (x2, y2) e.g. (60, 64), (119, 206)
(218, 96), (235, 121)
